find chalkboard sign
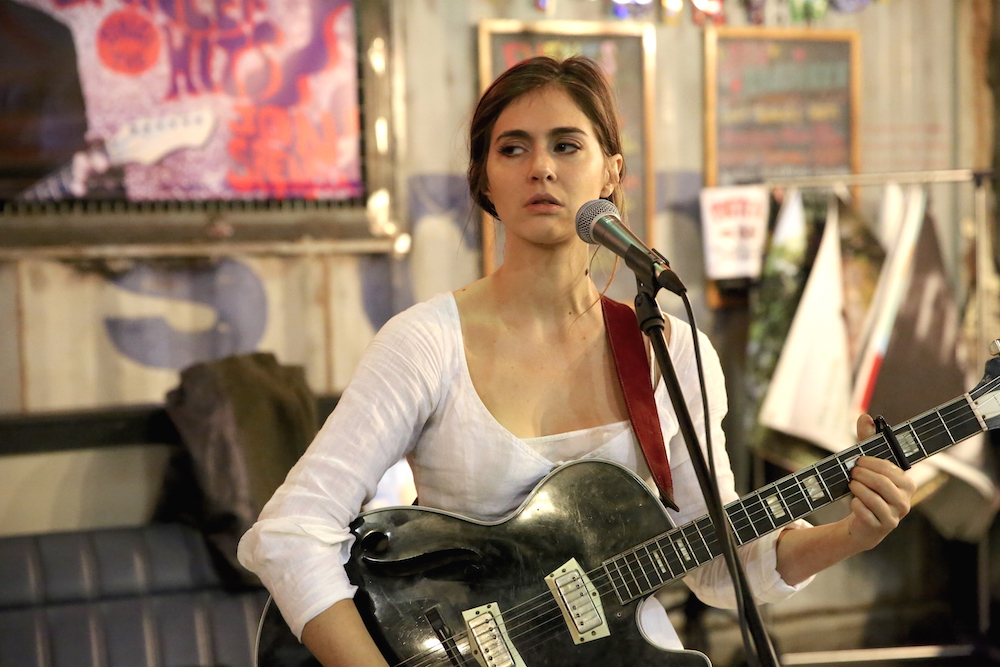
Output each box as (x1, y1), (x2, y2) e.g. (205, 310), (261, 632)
(478, 20), (655, 273)
(705, 27), (859, 187)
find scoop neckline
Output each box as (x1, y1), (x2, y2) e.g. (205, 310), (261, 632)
(444, 291), (633, 444)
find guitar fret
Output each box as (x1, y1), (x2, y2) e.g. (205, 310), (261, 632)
(682, 523), (711, 564)
(945, 398), (984, 442)
(799, 467), (829, 506)
(937, 411), (954, 442)
(733, 501), (758, 544)
(622, 552), (644, 596)
(901, 422), (925, 458)
(608, 556), (638, 602)
(698, 516), (722, 558)
(645, 544), (667, 587)
(674, 532), (695, 567)
(744, 494), (776, 535)
(816, 457), (850, 499)
(724, 502), (749, 538)
(649, 545), (670, 579)
(633, 547), (657, 591)
(776, 476), (811, 518)
(659, 534), (684, 576)
(913, 412), (952, 455)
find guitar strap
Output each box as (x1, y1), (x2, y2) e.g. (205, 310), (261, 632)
(600, 295), (678, 511)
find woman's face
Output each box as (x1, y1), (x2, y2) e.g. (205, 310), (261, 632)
(484, 85), (622, 248)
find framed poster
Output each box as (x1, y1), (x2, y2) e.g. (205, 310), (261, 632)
(478, 20), (655, 273)
(704, 26), (860, 188)
(0, 0), (398, 254)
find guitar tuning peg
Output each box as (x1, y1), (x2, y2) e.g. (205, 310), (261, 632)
(991, 340), (1000, 357)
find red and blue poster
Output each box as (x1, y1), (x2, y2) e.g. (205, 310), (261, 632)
(0, 0), (362, 202)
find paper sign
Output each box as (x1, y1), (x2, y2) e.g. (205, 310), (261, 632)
(699, 186), (770, 279)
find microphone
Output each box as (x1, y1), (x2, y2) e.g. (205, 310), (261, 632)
(575, 199), (686, 295)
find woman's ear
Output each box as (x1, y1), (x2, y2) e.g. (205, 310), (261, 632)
(600, 153), (624, 198)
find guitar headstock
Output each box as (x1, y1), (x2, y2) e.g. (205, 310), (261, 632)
(104, 108), (216, 167)
(971, 340), (1000, 431)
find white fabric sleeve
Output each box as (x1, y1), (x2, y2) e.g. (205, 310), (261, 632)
(237, 300), (450, 639)
(662, 319), (814, 608)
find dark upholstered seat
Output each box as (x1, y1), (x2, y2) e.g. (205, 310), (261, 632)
(0, 523), (268, 667)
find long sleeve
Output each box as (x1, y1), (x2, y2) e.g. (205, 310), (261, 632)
(661, 317), (813, 608)
(237, 297), (453, 639)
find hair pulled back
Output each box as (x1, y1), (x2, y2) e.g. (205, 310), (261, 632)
(467, 55), (626, 219)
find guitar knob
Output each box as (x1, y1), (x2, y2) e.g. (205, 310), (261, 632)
(990, 340), (1000, 357)
(359, 530), (390, 555)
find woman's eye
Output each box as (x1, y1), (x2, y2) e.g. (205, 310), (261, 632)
(498, 145), (524, 156)
(554, 142), (581, 153)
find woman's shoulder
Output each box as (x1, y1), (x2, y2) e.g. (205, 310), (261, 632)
(374, 292), (462, 350)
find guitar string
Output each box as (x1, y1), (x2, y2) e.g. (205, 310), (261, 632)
(385, 385), (999, 666)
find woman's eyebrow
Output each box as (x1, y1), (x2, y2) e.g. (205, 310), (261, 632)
(494, 126), (589, 142)
(549, 126), (588, 137)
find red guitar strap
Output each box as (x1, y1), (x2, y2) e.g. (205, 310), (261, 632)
(601, 295), (678, 511)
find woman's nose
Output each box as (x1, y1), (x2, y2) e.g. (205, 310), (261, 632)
(529, 153), (556, 181)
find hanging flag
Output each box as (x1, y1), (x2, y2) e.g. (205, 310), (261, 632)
(851, 185), (926, 414)
(744, 189), (820, 466)
(862, 204), (1000, 540)
(758, 195), (856, 452)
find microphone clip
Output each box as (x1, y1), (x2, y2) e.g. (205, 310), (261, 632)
(625, 246), (687, 296)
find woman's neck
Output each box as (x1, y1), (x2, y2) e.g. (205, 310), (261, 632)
(489, 238), (599, 324)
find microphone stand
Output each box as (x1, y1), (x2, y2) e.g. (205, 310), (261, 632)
(633, 270), (781, 667)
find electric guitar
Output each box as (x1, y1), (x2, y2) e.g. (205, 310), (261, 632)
(254, 350), (1000, 667)
(17, 108), (216, 201)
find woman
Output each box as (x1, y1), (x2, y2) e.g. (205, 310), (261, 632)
(238, 56), (915, 667)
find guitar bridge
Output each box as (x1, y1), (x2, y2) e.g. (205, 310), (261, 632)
(545, 558), (610, 644)
(462, 603), (526, 667)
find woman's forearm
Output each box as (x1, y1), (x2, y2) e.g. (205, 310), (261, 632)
(300, 599), (391, 667)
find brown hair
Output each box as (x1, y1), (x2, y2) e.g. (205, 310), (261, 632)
(467, 55), (626, 219)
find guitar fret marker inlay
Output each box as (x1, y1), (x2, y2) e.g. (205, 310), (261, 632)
(803, 475), (825, 501)
(652, 550), (668, 575)
(897, 429), (921, 457)
(764, 494), (786, 519)
(675, 539), (691, 562)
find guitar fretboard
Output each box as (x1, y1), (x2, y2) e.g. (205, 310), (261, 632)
(602, 394), (986, 605)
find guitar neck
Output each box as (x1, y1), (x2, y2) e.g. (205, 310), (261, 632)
(602, 393), (988, 604)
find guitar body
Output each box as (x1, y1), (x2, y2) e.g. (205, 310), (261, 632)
(256, 460), (710, 667)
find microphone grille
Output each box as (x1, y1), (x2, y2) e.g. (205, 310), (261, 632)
(575, 199), (620, 244)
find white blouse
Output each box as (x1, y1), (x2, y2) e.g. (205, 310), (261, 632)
(237, 292), (812, 648)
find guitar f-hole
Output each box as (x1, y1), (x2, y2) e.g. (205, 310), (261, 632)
(424, 607), (465, 667)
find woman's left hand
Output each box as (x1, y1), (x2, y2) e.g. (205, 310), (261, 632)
(843, 414), (917, 551)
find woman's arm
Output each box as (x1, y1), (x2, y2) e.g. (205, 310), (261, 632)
(775, 414), (917, 586)
(300, 600), (391, 667)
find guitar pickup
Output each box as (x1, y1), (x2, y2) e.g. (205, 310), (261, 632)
(545, 558), (611, 644)
(462, 603), (526, 667)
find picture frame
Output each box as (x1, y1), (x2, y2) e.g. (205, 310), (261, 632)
(477, 19), (656, 274)
(704, 26), (860, 188)
(0, 0), (399, 258)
